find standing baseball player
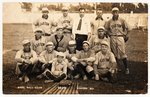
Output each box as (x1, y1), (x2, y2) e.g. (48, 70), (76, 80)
(105, 7), (131, 74)
(44, 52), (68, 82)
(94, 40), (117, 83)
(91, 8), (106, 36)
(15, 40), (38, 82)
(33, 7), (52, 37)
(58, 7), (73, 40)
(36, 42), (58, 79)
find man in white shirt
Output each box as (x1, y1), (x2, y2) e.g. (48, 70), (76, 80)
(72, 8), (91, 50)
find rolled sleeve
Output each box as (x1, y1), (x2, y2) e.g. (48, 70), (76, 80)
(15, 50), (25, 63)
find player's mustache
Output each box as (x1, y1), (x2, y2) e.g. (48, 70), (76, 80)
(42, 14), (49, 19)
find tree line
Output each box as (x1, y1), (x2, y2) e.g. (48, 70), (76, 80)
(21, 2), (148, 13)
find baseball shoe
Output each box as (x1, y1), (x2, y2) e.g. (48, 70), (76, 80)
(19, 77), (23, 81)
(74, 74), (80, 79)
(44, 80), (54, 83)
(83, 75), (88, 80)
(125, 68), (130, 74)
(101, 77), (109, 82)
(36, 74), (44, 79)
(24, 75), (29, 83)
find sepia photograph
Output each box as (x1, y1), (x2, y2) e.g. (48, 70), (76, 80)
(2, 2), (148, 94)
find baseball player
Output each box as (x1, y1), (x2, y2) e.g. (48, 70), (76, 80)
(76, 41), (95, 80)
(15, 40), (38, 82)
(47, 26), (69, 52)
(36, 42), (58, 79)
(90, 26), (110, 53)
(51, 21), (58, 35)
(94, 40), (117, 83)
(44, 52), (68, 82)
(91, 8), (106, 36)
(65, 40), (80, 79)
(31, 28), (46, 56)
(105, 7), (131, 74)
(58, 7), (73, 41)
(33, 7), (52, 37)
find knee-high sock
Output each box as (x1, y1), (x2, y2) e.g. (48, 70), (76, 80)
(122, 58), (128, 69)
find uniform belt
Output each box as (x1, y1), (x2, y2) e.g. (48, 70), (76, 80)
(110, 35), (124, 37)
(97, 67), (109, 69)
(64, 32), (72, 34)
(44, 33), (51, 36)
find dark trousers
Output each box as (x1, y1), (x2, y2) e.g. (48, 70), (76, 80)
(67, 65), (79, 77)
(32, 61), (52, 76)
(88, 70), (95, 79)
(43, 63), (52, 71)
(101, 72), (117, 83)
(19, 63), (33, 77)
(46, 71), (66, 82)
(75, 34), (88, 51)
(76, 64), (87, 78)
(76, 64), (95, 79)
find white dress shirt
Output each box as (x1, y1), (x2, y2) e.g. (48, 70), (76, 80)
(72, 16), (91, 37)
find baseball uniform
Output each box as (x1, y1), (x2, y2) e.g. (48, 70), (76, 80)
(105, 17), (130, 59)
(94, 51), (117, 75)
(31, 36), (46, 56)
(15, 49), (38, 76)
(34, 17), (52, 35)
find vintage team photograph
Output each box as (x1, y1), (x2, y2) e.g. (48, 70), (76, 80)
(3, 2), (148, 94)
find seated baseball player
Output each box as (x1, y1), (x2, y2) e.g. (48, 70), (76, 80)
(47, 26), (69, 52)
(94, 40), (117, 83)
(44, 52), (68, 82)
(76, 41), (95, 80)
(15, 39), (38, 82)
(36, 42), (58, 79)
(89, 26), (110, 53)
(65, 40), (80, 79)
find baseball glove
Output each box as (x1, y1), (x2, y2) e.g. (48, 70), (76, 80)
(59, 80), (72, 87)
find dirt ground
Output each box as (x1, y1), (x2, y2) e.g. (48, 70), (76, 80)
(3, 24), (148, 94)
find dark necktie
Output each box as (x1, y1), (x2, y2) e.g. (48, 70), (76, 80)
(77, 18), (82, 30)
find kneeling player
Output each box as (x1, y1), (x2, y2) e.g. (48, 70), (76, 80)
(94, 41), (117, 83)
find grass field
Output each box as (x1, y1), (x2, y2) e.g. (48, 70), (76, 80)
(3, 23), (148, 94)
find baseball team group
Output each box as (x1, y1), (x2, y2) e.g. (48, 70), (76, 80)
(15, 6), (131, 83)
